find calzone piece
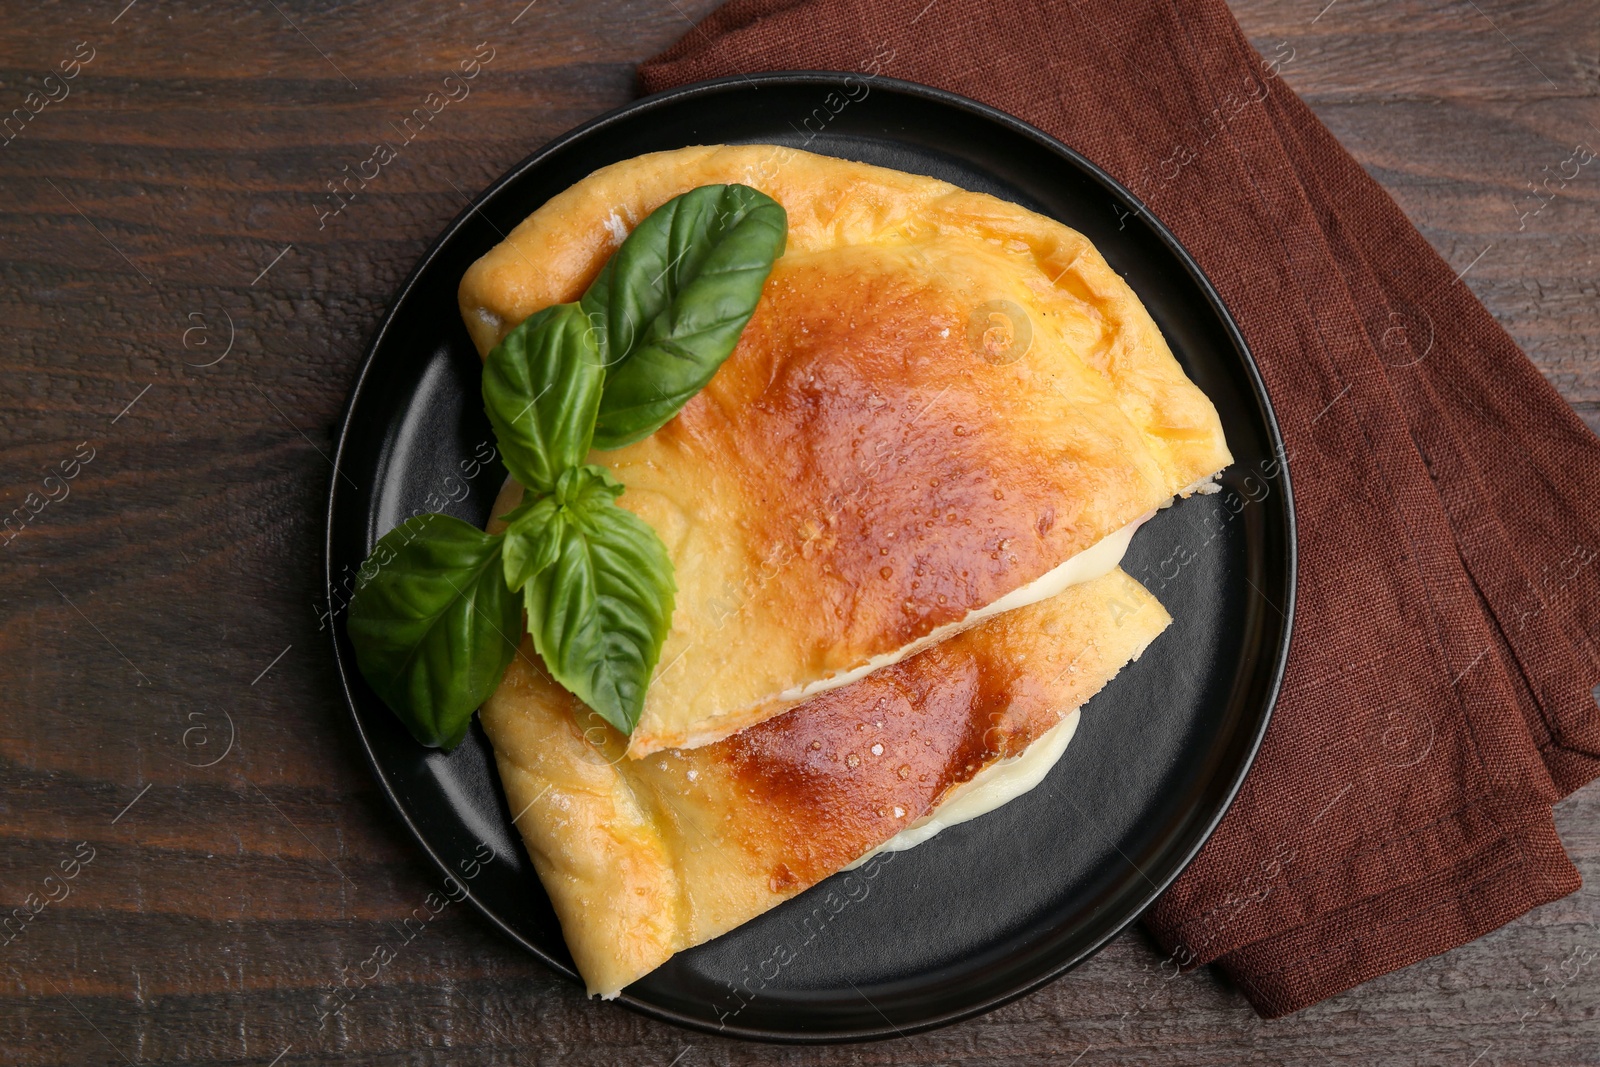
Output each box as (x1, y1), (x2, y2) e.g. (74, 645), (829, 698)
(460, 145), (1229, 755)
(480, 568), (1171, 998)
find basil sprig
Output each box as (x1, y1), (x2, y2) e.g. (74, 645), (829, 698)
(347, 184), (786, 749)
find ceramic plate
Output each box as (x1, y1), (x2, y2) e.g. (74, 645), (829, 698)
(325, 73), (1295, 1042)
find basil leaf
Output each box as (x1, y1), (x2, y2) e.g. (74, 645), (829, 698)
(346, 514), (522, 750)
(511, 465), (676, 733)
(482, 303), (605, 494)
(581, 183), (786, 449)
(499, 492), (562, 592)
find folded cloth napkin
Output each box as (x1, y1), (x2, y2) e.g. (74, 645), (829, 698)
(638, 0), (1600, 1018)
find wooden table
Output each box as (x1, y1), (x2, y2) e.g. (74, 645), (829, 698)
(2, 1), (1595, 1063)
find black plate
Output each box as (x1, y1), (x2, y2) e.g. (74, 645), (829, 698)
(326, 73), (1295, 1043)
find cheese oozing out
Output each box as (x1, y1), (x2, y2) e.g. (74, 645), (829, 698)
(775, 513), (1151, 706)
(846, 708), (1082, 869)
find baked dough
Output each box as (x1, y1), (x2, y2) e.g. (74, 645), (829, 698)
(480, 565), (1170, 998)
(460, 145), (1229, 755)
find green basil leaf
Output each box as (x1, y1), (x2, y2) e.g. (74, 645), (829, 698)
(346, 514), (522, 750)
(580, 183), (786, 450)
(499, 492), (562, 592)
(482, 302), (605, 494)
(515, 465), (675, 733)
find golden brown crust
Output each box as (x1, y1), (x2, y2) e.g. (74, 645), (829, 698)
(479, 568), (1171, 997)
(461, 146), (1228, 756)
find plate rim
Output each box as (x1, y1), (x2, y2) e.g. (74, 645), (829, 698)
(324, 70), (1297, 1043)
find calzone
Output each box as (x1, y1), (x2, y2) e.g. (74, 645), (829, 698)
(480, 562), (1170, 998)
(459, 144), (1228, 755)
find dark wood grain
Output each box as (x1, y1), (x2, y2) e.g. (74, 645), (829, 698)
(1, 1), (1596, 1063)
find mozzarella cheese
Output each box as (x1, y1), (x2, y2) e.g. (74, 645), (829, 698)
(848, 708), (1082, 867)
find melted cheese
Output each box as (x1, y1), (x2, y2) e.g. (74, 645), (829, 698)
(776, 515), (1148, 705)
(847, 708), (1081, 868)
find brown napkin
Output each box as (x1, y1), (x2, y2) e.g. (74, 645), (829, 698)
(639, 0), (1600, 1018)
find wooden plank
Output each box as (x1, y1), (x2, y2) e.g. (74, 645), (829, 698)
(0, 1), (1595, 1063)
